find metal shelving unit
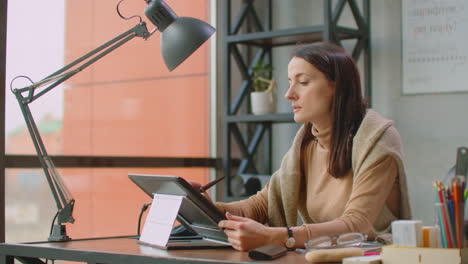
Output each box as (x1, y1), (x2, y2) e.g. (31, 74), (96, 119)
(222, 0), (370, 197)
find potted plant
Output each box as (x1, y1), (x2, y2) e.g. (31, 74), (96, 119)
(250, 60), (276, 115)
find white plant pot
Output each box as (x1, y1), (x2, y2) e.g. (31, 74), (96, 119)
(250, 91), (274, 115)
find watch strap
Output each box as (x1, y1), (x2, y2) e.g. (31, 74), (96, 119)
(285, 226), (295, 250)
(286, 226), (293, 239)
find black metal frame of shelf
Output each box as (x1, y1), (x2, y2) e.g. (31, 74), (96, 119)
(222, 0), (370, 197)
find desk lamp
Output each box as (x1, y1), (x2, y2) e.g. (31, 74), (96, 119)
(10, 0), (215, 241)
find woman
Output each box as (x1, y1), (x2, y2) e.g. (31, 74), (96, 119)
(210, 42), (411, 251)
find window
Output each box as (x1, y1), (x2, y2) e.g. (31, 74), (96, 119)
(5, 0), (214, 242)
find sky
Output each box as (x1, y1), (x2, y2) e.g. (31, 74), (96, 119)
(5, 0), (65, 135)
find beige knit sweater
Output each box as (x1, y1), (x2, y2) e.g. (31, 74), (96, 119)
(217, 110), (412, 236)
(266, 109), (412, 234)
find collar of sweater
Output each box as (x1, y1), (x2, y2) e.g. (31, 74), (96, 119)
(311, 125), (331, 150)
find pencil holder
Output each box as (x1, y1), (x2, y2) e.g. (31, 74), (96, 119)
(381, 246), (468, 264)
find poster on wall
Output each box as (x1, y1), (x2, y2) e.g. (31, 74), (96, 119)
(402, 0), (468, 94)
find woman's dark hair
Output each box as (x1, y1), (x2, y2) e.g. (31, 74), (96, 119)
(293, 42), (367, 178)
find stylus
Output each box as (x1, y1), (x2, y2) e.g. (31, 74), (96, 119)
(199, 176), (225, 193)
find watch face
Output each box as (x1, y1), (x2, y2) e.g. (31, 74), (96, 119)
(286, 237), (295, 248)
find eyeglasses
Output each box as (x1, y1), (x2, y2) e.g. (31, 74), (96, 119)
(304, 232), (368, 250)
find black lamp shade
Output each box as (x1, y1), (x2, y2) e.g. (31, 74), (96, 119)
(144, 0), (215, 71)
(161, 17), (215, 71)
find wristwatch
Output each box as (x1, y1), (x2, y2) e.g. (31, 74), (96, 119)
(285, 226), (295, 250)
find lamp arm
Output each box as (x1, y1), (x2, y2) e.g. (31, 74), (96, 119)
(16, 22), (152, 104)
(11, 21), (152, 241)
(23, 102), (75, 224)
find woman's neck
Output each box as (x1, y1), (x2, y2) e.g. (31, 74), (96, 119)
(311, 114), (332, 133)
(311, 116), (332, 150)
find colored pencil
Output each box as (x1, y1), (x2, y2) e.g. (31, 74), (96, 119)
(435, 190), (448, 248)
(436, 181), (454, 248)
(452, 179), (462, 247)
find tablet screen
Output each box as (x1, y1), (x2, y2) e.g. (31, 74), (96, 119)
(128, 174), (227, 242)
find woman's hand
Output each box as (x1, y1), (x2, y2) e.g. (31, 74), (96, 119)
(188, 181), (202, 190)
(219, 212), (282, 251)
(188, 181), (213, 202)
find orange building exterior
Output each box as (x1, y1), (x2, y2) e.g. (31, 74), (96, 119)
(57, 0), (212, 238)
